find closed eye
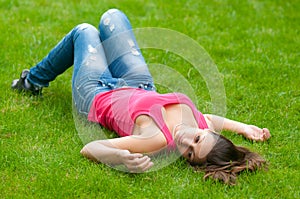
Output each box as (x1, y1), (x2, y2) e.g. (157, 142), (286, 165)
(188, 151), (192, 158)
(187, 147), (195, 161)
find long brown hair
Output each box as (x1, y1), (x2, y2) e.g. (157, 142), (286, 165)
(191, 132), (267, 185)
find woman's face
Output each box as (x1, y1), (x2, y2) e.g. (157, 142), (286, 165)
(174, 128), (217, 164)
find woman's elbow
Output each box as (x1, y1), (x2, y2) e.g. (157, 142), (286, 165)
(80, 145), (88, 156)
(80, 142), (100, 162)
(80, 143), (93, 158)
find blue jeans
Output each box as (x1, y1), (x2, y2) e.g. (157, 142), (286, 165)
(27, 9), (155, 115)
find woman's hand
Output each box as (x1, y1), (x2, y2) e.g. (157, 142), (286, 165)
(242, 125), (271, 142)
(118, 150), (154, 173)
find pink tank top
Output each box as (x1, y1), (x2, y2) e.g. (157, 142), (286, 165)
(88, 88), (208, 148)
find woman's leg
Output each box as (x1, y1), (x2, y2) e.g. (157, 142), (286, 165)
(12, 25), (83, 95)
(27, 23), (113, 114)
(27, 27), (77, 87)
(98, 9), (155, 91)
(71, 23), (113, 115)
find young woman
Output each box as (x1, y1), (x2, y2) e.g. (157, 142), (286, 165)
(12, 9), (271, 185)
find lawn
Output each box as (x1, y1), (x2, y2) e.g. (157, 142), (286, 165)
(0, 0), (299, 198)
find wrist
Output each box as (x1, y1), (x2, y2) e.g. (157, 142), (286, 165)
(117, 149), (130, 163)
(236, 123), (249, 135)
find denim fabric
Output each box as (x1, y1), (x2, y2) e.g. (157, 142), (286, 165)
(27, 9), (155, 115)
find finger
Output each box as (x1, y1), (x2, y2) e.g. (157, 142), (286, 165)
(134, 158), (154, 173)
(125, 155), (147, 167)
(127, 156), (149, 168)
(128, 156), (151, 172)
(127, 153), (144, 160)
(135, 155), (151, 165)
(128, 166), (138, 173)
(140, 160), (154, 172)
(259, 128), (270, 141)
(137, 156), (151, 168)
(249, 134), (262, 142)
(257, 128), (267, 141)
(127, 161), (141, 172)
(263, 128), (271, 139)
(122, 153), (144, 166)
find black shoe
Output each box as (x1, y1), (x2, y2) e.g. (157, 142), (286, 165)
(11, 69), (42, 96)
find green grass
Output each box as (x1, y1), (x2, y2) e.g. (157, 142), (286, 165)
(1, 0), (299, 198)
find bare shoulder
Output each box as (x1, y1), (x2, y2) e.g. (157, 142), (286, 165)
(203, 114), (216, 131)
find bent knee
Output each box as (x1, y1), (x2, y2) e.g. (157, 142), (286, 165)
(100, 8), (124, 22)
(75, 23), (97, 32)
(72, 23), (99, 39)
(99, 9), (129, 31)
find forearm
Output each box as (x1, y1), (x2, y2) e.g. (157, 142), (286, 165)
(80, 141), (124, 165)
(204, 114), (247, 134)
(80, 139), (154, 172)
(204, 114), (271, 142)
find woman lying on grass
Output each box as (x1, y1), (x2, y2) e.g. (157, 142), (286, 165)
(11, 9), (271, 185)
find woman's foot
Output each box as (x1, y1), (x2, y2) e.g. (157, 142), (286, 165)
(11, 69), (42, 96)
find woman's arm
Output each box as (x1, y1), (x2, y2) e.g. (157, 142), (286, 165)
(204, 114), (271, 141)
(81, 115), (174, 172)
(80, 133), (166, 172)
(80, 139), (153, 173)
